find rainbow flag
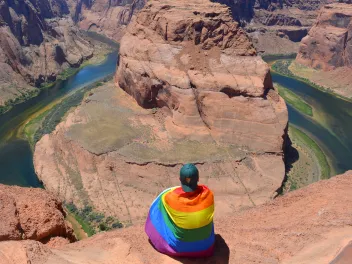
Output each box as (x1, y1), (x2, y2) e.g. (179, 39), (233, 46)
(145, 185), (215, 257)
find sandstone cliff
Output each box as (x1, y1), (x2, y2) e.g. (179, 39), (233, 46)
(0, 184), (75, 246)
(1, 170), (352, 263)
(214, 0), (333, 22)
(293, 3), (352, 98)
(214, 0), (334, 55)
(34, 0), (288, 225)
(67, 0), (331, 55)
(0, 0), (107, 108)
(297, 3), (352, 70)
(69, 0), (147, 41)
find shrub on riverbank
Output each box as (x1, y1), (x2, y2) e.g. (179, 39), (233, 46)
(291, 126), (330, 179)
(24, 75), (113, 148)
(65, 202), (123, 237)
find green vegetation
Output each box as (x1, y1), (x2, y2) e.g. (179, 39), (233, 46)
(261, 53), (297, 63)
(271, 60), (295, 76)
(276, 83), (313, 116)
(271, 59), (352, 103)
(289, 125), (330, 180)
(281, 125), (331, 193)
(24, 75), (113, 148)
(24, 110), (50, 148)
(0, 89), (40, 115)
(65, 202), (123, 237)
(65, 211), (88, 240)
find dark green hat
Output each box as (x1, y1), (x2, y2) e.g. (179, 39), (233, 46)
(180, 163), (199, 192)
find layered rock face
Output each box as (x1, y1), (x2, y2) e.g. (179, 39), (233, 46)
(1, 171), (352, 263)
(213, 0), (333, 22)
(297, 3), (352, 71)
(34, 0), (287, 225)
(0, 0), (97, 107)
(116, 0), (287, 151)
(70, 0), (147, 41)
(0, 184), (75, 245)
(212, 0), (333, 55)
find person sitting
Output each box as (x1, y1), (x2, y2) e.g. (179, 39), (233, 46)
(145, 163), (215, 257)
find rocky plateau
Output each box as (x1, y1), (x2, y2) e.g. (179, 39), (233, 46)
(0, 184), (75, 247)
(34, 0), (288, 225)
(1, 170), (352, 263)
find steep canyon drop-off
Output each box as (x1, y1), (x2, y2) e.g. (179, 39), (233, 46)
(0, 0), (105, 108)
(34, 0), (288, 224)
(295, 3), (352, 98)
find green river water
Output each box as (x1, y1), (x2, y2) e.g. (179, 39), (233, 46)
(0, 54), (351, 187)
(0, 52), (118, 187)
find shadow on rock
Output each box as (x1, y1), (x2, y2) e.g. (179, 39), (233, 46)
(284, 135), (299, 174)
(170, 234), (230, 264)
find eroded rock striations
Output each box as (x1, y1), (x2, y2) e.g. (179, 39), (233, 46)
(0, 184), (75, 245)
(1, 171), (352, 264)
(291, 3), (352, 98)
(0, 0), (101, 107)
(116, 0), (288, 150)
(34, 0), (288, 225)
(297, 3), (352, 71)
(214, 0), (334, 55)
(70, 0), (147, 41)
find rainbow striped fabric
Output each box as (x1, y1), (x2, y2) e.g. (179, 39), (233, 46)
(145, 185), (215, 257)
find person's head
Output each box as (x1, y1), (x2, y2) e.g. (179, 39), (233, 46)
(180, 163), (199, 192)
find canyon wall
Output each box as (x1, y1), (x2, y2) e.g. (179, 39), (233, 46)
(213, 0), (333, 22)
(34, 0), (288, 225)
(67, 0), (334, 55)
(213, 0), (335, 55)
(0, 0), (106, 108)
(297, 3), (352, 71)
(1, 170), (352, 263)
(293, 3), (352, 98)
(69, 0), (147, 41)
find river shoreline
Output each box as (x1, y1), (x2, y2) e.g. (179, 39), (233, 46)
(265, 56), (333, 189)
(0, 31), (118, 116)
(269, 57), (352, 184)
(270, 59), (352, 103)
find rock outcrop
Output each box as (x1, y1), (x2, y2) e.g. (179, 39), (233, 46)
(0, 0), (107, 107)
(214, 0), (333, 22)
(34, 0), (287, 226)
(214, 0), (334, 55)
(2, 170), (352, 264)
(0, 184), (75, 244)
(67, 0), (334, 55)
(291, 3), (352, 98)
(297, 3), (352, 71)
(116, 0), (287, 150)
(70, 0), (147, 41)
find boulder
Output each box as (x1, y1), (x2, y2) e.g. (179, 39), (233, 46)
(0, 184), (75, 243)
